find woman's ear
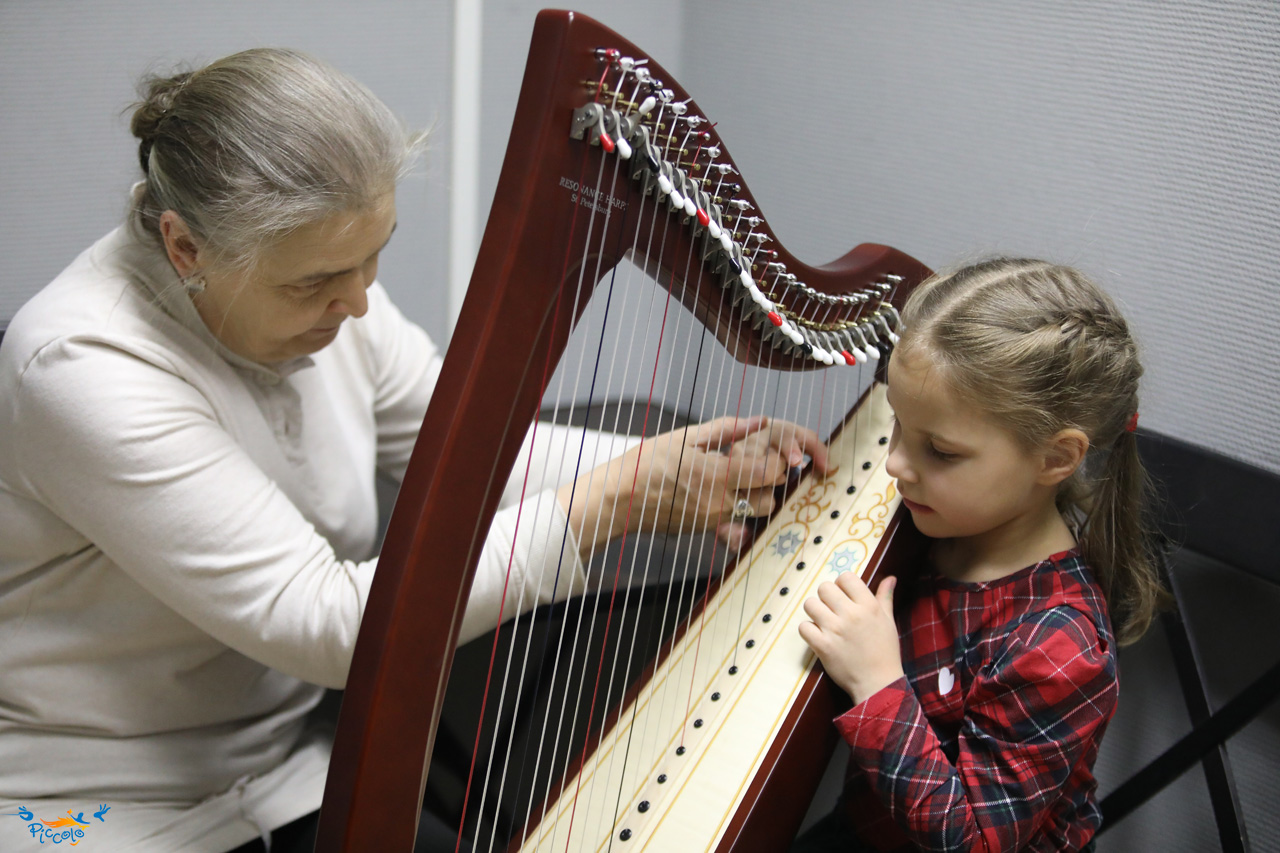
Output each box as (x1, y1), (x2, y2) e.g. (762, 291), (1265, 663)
(1039, 428), (1089, 486)
(158, 210), (202, 277)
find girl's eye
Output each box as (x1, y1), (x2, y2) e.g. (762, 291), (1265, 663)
(929, 445), (957, 461)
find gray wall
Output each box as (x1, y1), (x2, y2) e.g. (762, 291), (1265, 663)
(676, 0), (1280, 475)
(1, 0), (453, 344)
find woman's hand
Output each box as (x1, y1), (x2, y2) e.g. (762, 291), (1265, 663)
(557, 415), (828, 558)
(798, 573), (904, 705)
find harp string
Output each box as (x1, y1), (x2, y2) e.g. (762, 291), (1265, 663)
(586, 198), (757, 842)
(516, 152), (653, 850)
(520, 147), (680, 851)
(459, 117), (623, 847)
(566, 104), (756, 842)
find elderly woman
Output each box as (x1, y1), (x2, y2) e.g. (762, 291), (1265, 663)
(0, 49), (824, 852)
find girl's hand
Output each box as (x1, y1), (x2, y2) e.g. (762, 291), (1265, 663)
(799, 573), (904, 705)
(559, 415), (828, 557)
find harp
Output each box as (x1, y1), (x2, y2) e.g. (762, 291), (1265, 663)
(317, 9), (931, 851)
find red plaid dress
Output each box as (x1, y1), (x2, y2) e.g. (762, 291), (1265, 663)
(836, 550), (1117, 852)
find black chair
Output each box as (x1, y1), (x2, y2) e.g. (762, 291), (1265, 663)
(1097, 431), (1280, 851)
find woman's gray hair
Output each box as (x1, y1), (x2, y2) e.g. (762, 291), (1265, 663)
(130, 47), (425, 271)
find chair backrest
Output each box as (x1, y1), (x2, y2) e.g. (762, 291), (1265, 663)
(1138, 430), (1280, 584)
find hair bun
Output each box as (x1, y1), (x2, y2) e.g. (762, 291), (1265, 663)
(130, 71), (195, 171)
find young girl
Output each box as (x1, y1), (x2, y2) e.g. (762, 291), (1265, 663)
(795, 258), (1165, 852)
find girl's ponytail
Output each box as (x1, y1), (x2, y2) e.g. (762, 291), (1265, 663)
(1081, 428), (1166, 645)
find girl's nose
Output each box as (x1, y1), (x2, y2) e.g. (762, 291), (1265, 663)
(884, 426), (915, 483)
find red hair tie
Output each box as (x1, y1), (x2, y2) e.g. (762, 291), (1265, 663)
(1125, 412), (1139, 433)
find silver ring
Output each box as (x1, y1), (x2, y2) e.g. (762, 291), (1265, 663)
(731, 498), (753, 520)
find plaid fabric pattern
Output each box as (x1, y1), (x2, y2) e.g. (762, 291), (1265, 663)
(835, 551), (1117, 852)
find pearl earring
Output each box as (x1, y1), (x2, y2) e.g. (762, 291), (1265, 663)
(182, 273), (207, 294)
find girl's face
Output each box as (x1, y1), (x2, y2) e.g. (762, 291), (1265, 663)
(183, 193), (397, 365)
(884, 347), (1059, 546)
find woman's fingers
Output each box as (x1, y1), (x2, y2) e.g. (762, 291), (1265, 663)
(769, 421), (831, 474)
(714, 520), (752, 551)
(691, 415), (768, 450)
(717, 485), (776, 519)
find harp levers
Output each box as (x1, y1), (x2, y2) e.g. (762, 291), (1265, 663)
(566, 51), (904, 371)
(516, 385), (901, 852)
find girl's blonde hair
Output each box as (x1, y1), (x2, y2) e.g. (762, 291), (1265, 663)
(129, 47), (426, 272)
(899, 257), (1164, 645)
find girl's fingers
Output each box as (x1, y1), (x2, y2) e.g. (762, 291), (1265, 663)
(797, 620), (820, 649)
(835, 570), (876, 606)
(802, 595), (833, 626)
(876, 574), (897, 616)
(815, 580), (854, 614)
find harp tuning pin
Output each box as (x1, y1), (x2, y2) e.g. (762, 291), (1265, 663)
(618, 55), (636, 71)
(659, 88), (675, 102)
(728, 199), (753, 211)
(669, 99), (690, 116)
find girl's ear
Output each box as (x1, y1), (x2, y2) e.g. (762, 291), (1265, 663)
(1039, 428), (1089, 486)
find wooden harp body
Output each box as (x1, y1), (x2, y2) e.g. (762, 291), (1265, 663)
(318, 10), (931, 851)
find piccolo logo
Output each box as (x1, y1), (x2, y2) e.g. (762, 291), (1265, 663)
(3, 804), (110, 846)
